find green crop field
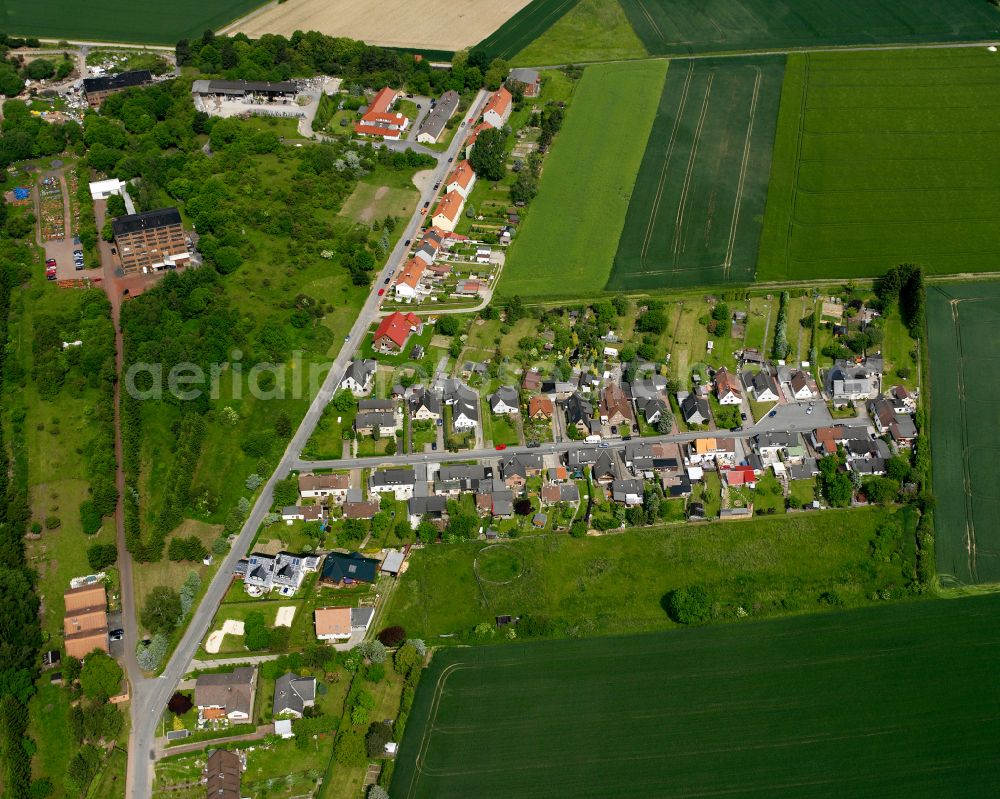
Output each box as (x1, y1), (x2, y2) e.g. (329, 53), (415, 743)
(498, 60), (667, 299)
(608, 57), (783, 291)
(474, 0), (583, 61)
(512, 0), (648, 67)
(0, 0), (265, 44)
(620, 0), (1000, 56)
(758, 48), (1000, 282)
(384, 507), (917, 640)
(927, 281), (1000, 586)
(393, 593), (1000, 798)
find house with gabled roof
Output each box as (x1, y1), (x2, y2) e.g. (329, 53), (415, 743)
(273, 673), (316, 719)
(445, 160), (477, 198)
(488, 385), (520, 415)
(319, 552), (379, 587)
(298, 472), (349, 503)
(409, 386), (442, 421)
(341, 359), (376, 395)
(714, 367), (743, 405)
(679, 392), (709, 426)
(483, 86), (513, 128)
(373, 312), (422, 353)
(416, 90), (459, 143)
(431, 190), (465, 232)
(600, 383), (635, 428)
(395, 258), (426, 301)
(748, 370), (781, 403)
(355, 87), (409, 139)
(195, 667), (256, 724)
(528, 394), (553, 419)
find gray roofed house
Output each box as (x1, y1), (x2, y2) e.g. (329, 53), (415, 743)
(636, 396), (667, 425)
(439, 464), (490, 483)
(195, 667), (256, 722)
(562, 392), (594, 430)
(243, 552), (316, 594)
(611, 478), (644, 505)
(416, 90), (460, 143)
(380, 550), (406, 575)
(408, 495), (447, 521)
(443, 379), (479, 429)
(680, 392), (710, 425)
(826, 358), (881, 404)
(488, 385), (520, 415)
(320, 552), (379, 585)
(788, 458), (820, 480)
(409, 387), (442, 420)
(371, 468), (416, 489)
(354, 411), (397, 436)
(194, 78), (297, 96)
(273, 673), (316, 719)
(592, 449), (619, 483)
(508, 67), (541, 96)
(358, 398), (395, 412)
(491, 492), (514, 518)
(566, 447), (598, 468)
(749, 370), (781, 401)
(341, 359), (377, 394)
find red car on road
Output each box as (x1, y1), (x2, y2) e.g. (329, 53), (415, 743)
(495, 444), (506, 450)
(377, 288), (385, 296)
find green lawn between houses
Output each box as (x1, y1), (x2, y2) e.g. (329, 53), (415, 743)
(498, 60), (668, 299)
(392, 592), (1000, 798)
(384, 506), (915, 641)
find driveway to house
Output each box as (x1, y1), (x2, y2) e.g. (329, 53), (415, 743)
(128, 86), (492, 799)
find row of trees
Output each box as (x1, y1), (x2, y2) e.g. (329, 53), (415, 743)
(0, 255), (42, 798)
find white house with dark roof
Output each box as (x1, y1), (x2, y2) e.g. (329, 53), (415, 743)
(341, 359), (376, 395)
(488, 385), (520, 415)
(273, 673), (316, 719)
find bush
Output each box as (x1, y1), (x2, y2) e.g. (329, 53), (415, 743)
(86, 543), (118, 571)
(377, 626), (406, 648)
(365, 721), (393, 757)
(365, 663), (386, 683)
(664, 585), (713, 624)
(357, 639), (387, 664)
(244, 611), (270, 650)
(168, 692), (193, 715)
(44, 516), (61, 530)
(168, 535), (208, 562)
(334, 730), (367, 766)
(79, 500), (103, 535)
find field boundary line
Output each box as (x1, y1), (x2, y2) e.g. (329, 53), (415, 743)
(639, 60), (695, 268)
(671, 71), (715, 271)
(785, 54), (810, 280)
(632, 0), (665, 47)
(404, 661), (472, 799)
(724, 65), (763, 280)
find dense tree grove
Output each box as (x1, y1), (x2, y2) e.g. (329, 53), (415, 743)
(0, 255), (39, 798)
(175, 30), (495, 97)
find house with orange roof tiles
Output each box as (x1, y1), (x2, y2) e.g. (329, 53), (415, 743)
(483, 86), (513, 128)
(395, 258), (426, 301)
(354, 87), (410, 139)
(431, 190), (465, 232)
(446, 160), (477, 199)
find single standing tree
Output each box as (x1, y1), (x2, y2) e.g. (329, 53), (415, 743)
(140, 586), (182, 635)
(469, 127), (508, 182)
(79, 651), (124, 700)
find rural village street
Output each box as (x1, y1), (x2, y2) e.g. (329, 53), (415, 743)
(126, 89), (491, 799)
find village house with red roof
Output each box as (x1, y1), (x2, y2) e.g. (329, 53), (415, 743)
(373, 311), (422, 353)
(354, 87), (410, 140)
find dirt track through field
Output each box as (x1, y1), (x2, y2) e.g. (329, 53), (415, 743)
(229, 0), (532, 52)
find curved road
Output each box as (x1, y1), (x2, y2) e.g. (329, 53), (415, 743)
(127, 87), (490, 799)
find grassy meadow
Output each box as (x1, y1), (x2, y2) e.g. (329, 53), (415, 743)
(758, 48), (1000, 281)
(620, 0), (1000, 56)
(474, 0), (583, 60)
(393, 592), (1000, 798)
(0, 0), (265, 43)
(499, 60), (667, 299)
(512, 0), (647, 66)
(608, 56), (784, 290)
(927, 281), (1000, 586)
(384, 507), (917, 640)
